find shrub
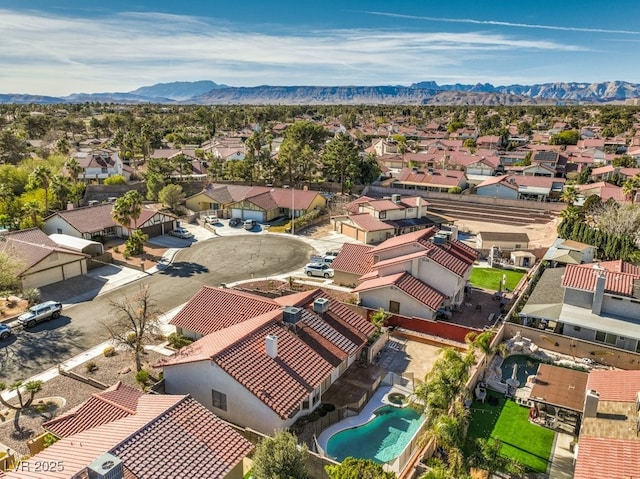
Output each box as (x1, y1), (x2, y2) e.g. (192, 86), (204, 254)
(43, 433), (59, 448)
(136, 369), (150, 387)
(126, 332), (137, 345)
(103, 346), (115, 357)
(167, 332), (193, 350)
(23, 288), (41, 305)
(85, 361), (98, 373)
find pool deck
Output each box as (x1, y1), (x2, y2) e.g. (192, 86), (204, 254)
(316, 383), (414, 456)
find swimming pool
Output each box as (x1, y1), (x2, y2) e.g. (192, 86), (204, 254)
(325, 405), (424, 463)
(501, 355), (542, 386)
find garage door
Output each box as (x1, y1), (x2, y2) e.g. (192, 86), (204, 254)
(340, 224), (359, 241)
(142, 223), (163, 237)
(242, 210), (265, 222)
(62, 261), (84, 280)
(231, 208), (243, 219)
(22, 266), (64, 290)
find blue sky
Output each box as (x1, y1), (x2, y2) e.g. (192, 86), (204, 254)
(2, 1), (640, 95)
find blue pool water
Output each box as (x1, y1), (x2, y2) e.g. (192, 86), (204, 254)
(500, 355), (541, 385)
(326, 405), (424, 463)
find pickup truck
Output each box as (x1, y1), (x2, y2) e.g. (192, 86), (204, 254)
(310, 254), (337, 265)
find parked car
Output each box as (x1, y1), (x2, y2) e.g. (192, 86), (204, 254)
(169, 227), (193, 239)
(18, 301), (63, 328)
(304, 263), (334, 278)
(244, 219), (257, 230)
(203, 214), (219, 225)
(229, 217), (243, 227)
(0, 323), (12, 340)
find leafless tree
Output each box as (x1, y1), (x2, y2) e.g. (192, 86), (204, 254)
(104, 285), (161, 372)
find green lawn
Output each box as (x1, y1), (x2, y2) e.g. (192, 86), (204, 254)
(465, 394), (554, 473)
(469, 268), (525, 291)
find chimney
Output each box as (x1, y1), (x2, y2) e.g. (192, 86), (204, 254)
(416, 196), (424, 218)
(583, 389), (600, 418)
(265, 334), (278, 358)
(592, 269), (606, 315)
(66, 202), (74, 210)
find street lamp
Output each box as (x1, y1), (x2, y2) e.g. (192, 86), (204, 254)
(291, 186), (295, 235)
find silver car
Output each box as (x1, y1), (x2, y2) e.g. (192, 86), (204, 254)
(304, 263), (334, 278)
(18, 301), (63, 328)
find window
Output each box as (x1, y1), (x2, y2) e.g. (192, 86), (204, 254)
(515, 244), (522, 249)
(379, 211), (386, 219)
(57, 228), (63, 234)
(605, 333), (616, 345)
(389, 301), (400, 314)
(595, 331), (606, 342)
(212, 389), (227, 411)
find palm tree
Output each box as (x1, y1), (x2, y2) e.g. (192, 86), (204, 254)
(65, 157), (82, 186)
(50, 175), (72, 210)
(22, 200), (41, 227)
(112, 190), (143, 231)
(622, 174), (640, 203)
(29, 164), (52, 214)
(560, 185), (579, 206)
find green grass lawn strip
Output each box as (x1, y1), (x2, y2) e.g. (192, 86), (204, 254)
(469, 268), (525, 291)
(466, 395), (554, 473)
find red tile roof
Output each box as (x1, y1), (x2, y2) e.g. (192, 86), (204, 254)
(596, 260), (640, 276)
(370, 227), (437, 253)
(193, 183), (324, 211)
(328, 243), (374, 276)
(347, 213), (394, 232)
(113, 396), (253, 479)
(562, 263), (640, 297)
(586, 370), (640, 402)
(574, 437), (640, 479)
(44, 382), (142, 438)
(394, 168), (465, 188)
(169, 286), (280, 335)
(354, 272), (446, 311)
(345, 196), (375, 214)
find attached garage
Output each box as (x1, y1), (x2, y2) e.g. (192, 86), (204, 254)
(242, 210), (265, 222)
(22, 266), (65, 290)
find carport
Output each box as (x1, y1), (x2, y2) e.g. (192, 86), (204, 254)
(49, 233), (104, 256)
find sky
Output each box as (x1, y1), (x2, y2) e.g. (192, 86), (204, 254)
(1, 0), (640, 96)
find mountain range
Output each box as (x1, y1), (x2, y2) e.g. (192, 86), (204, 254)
(1, 80), (639, 105)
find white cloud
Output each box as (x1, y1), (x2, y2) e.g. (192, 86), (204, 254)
(0, 8), (594, 95)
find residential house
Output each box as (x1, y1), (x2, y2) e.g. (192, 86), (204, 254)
(158, 288), (376, 435)
(576, 182), (630, 204)
(334, 195), (434, 242)
(543, 238), (596, 265)
(331, 243), (374, 287)
(475, 175), (565, 201)
(150, 148), (209, 181)
(185, 183), (326, 221)
(353, 228), (478, 320)
(476, 232), (529, 255)
(0, 228), (88, 290)
(573, 370), (640, 479)
(43, 204), (176, 240)
(390, 168), (467, 193)
(6, 382), (253, 479)
(476, 135), (504, 150)
(72, 149), (128, 183)
(557, 260), (640, 352)
(531, 150), (568, 177)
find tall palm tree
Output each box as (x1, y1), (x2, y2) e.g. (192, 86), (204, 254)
(622, 174), (640, 204)
(64, 157), (82, 186)
(50, 175), (72, 210)
(29, 165), (52, 214)
(112, 190), (143, 231)
(22, 200), (41, 227)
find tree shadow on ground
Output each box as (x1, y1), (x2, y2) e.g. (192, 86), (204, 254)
(159, 262), (209, 278)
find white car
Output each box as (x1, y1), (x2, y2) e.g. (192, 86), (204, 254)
(169, 227), (193, 239)
(203, 214), (219, 225)
(304, 263), (334, 278)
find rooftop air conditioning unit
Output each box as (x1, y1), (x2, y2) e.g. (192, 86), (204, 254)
(283, 306), (303, 324)
(391, 194), (401, 204)
(87, 453), (124, 479)
(313, 298), (329, 314)
(433, 233), (448, 245)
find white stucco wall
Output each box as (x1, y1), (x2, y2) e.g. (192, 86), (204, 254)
(163, 361), (291, 435)
(43, 216), (81, 237)
(359, 288), (437, 320)
(601, 296), (640, 319)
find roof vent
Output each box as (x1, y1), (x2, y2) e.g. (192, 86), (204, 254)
(265, 334), (278, 358)
(87, 452), (124, 479)
(283, 306), (303, 324)
(313, 298), (329, 314)
(391, 194), (401, 204)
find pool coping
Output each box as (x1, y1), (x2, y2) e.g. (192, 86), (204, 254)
(316, 383), (416, 458)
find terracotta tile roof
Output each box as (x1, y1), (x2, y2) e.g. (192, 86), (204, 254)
(416, 240), (476, 277)
(169, 286), (280, 335)
(347, 213), (394, 232)
(2, 227), (57, 246)
(44, 382), (142, 437)
(7, 395), (252, 479)
(370, 227), (437, 253)
(345, 196), (375, 214)
(214, 319), (334, 419)
(574, 437), (640, 479)
(354, 272), (446, 311)
(273, 289), (319, 307)
(374, 250), (429, 268)
(529, 364), (588, 412)
(48, 204), (118, 233)
(562, 263), (640, 297)
(586, 369), (640, 402)
(596, 259), (640, 276)
(394, 168), (465, 187)
(193, 183), (324, 211)
(366, 199), (405, 211)
(113, 396), (253, 479)
(326, 243), (374, 276)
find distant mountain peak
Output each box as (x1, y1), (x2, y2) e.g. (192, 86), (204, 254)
(129, 80), (226, 101)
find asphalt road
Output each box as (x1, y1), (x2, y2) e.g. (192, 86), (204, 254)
(0, 235), (312, 384)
